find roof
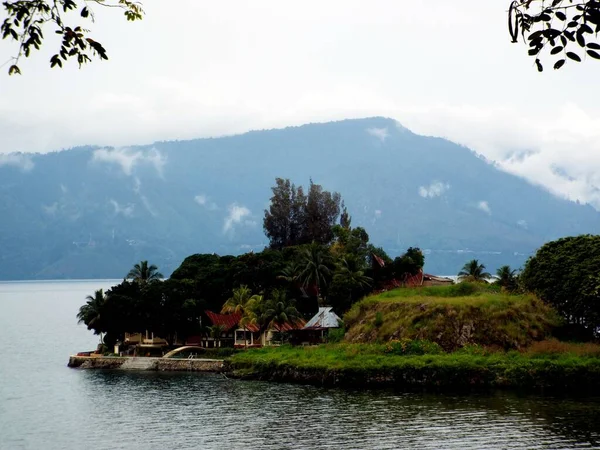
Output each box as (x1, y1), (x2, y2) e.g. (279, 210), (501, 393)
(270, 319), (306, 332)
(404, 272), (424, 287)
(303, 307), (342, 330)
(423, 274), (454, 283)
(205, 311), (242, 332)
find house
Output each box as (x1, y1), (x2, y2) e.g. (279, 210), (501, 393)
(186, 311), (244, 348)
(191, 310), (306, 348)
(294, 307), (343, 344)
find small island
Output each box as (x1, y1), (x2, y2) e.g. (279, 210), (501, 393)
(71, 178), (600, 392)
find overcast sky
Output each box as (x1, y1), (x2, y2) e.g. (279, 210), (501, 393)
(1, 1), (600, 207)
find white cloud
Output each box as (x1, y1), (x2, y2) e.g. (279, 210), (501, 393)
(92, 147), (166, 177)
(477, 200), (491, 215)
(367, 127), (389, 142)
(194, 194), (207, 206)
(374, 209), (382, 218)
(195, 194), (218, 210)
(419, 181), (450, 199)
(110, 199), (135, 217)
(223, 203), (252, 233)
(0, 153), (34, 171)
(2, 1), (600, 212)
(43, 202), (58, 215)
(517, 219), (528, 229)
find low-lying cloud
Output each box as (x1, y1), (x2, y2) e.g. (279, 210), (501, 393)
(0, 153), (34, 171)
(110, 199), (135, 217)
(477, 200), (491, 215)
(419, 181), (450, 199)
(367, 127), (389, 142)
(92, 147), (166, 177)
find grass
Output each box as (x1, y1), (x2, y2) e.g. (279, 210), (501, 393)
(225, 284), (600, 391)
(227, 342), (600, 391)
(343, 283), (561, 350)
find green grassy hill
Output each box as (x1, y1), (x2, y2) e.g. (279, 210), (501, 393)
(343, 283), (561, 350)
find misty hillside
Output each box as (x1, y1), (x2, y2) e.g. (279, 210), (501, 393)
(0, 117), (598, 280)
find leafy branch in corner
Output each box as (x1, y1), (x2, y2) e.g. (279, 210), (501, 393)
(1, 0), (144, 75)
(509, 0), (600, 71)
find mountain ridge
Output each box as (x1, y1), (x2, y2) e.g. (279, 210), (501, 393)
(0, 117), (597, 280)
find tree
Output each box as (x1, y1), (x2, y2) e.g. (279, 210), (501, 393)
(495, 265), (518, 291)
(208, 324), (226, 348)
(126, 260), (163, 284)
(329, 255), (372, 313)
(221, 285), (255, 349)
(263, 178), (341, 248)
(392, 247), (425, 280)
(521, 235), (600, 332)
(77, 288), (106, 341)
(304, 179), (341, 245)
(1, 0), (144, 75)
(299, 242), (332, 302)
(458, 259), (491, 282)
(258, 289), (302, 338)
(508, 0), (600, 71)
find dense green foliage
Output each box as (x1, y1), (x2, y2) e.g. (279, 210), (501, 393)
(263, 178), (342, 248)
(76, 177), (429, 346)
(344, 284), (561, 350)
(521, 235), (600, 332)
(228, 344), (600, 391)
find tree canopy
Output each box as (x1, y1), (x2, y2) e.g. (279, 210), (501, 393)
(1, 0), (143, 74)
(263, 178), (341, 249)
(509, 0), (600, 71)
(521, 235), (600, 331)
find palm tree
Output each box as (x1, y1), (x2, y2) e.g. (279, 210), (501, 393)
(458, 259), (491, 282)
(260, 290), (302, 343)
(221, 285), (255, 348)
(277, 261), (303, 286)
(336, 256), (372, 290)
(496, 265), (518, 291)
(126, 260), (163, 284)
(77, 289), (107, 342)
(299, 242), (332, 300)
(208, 324), (226, 348)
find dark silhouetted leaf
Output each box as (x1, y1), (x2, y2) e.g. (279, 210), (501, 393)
(577, 32), (586, 47)
(536, 58), (543, 72)
(587, 49), (600, 59)
(588, 42), (600, 50)
(553, 59), (566, 70)
(550, 46), (563, 55)
(555, 11), (567, 21)
(567, 51), (582, 61)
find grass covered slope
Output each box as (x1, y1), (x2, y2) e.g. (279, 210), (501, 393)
(343, 283), (561, 350)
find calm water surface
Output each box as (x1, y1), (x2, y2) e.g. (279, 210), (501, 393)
(2, 280), (600, 449)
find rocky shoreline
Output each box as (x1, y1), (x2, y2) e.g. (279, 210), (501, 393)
(68, 355), (225, 372)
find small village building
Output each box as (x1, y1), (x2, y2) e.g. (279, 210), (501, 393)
(295, 307), (343, 345)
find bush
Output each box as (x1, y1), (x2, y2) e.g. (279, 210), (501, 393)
(327, 327), (346, 343)
(384, 339), (443, 355)
(374, 312), (384, 328)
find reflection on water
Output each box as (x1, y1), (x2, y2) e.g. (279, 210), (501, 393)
(1, 280), (600, 449)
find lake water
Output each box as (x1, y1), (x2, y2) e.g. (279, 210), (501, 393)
(2, 280), (600, 449)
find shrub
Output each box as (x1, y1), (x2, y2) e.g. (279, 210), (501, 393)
(384, 339), (443, 355)
(327, 327), (346, 343)
(374, 312), (384, 328)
